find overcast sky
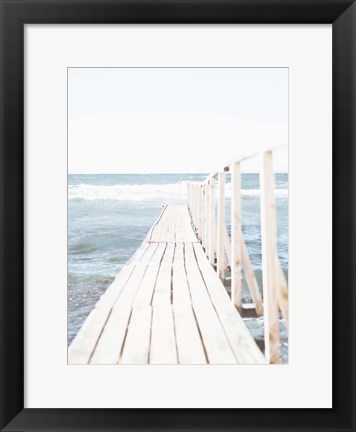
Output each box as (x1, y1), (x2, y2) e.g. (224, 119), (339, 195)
(68, 68), (288, 173)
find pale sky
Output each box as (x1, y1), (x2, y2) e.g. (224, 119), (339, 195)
(68, 68), (288, 173)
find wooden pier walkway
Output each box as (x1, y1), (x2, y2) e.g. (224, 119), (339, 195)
(69, 204), (265, 365)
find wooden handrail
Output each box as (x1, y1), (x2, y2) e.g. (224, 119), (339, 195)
(187, 146), (288, 364)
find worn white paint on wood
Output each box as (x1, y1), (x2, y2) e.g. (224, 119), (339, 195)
(90, 306), (132, 364)
(230, 162), (242, 310)
(217, 172), (225, 281)
(172, 243), (191, 305)
(204, 184), (209, 251)
(112, 243), (158, 311)
(186, 146), (288, 363)
(204, 184), (209, 254)
(223, 224), (263, 316)
(190, 184), (194, 224)
(148, 205), (167, 242)
(195, 184), (197, 221)
(82, 245), (159, 364)
(70, 203), (273, 365)
(208, 178), (216, 265)
(167, 209), (175, 242)
(173, 303), (207, 364)
(68, 306), (112, 364)
(132, 243), (166, 309)
(120, 307), (152, 364)
(191, 184), (196, 226)
(150, 304), (177, 364)
(68, 241), (151, 364)
(223, 223), (231, 267)
(193, 243), (265, 364)
(201, 184), (206, 250)
(193, 186), (198, 238)
(200, 185), (204, 246)
(181, 205), (196, 242)
(184, 242), (237, 364)
(278, 265), (289, 329)
(260, 151), (280, 364)
(200, 185), (203, 241)
(152, 206), (170, 242)
(152, 243), (175, 306)
(196, 184), (199, 235)
(174, 207), (184, 242)
(97, 264), (136, 309)
(150, 205), (197, 243)
(199, 186), (203, 241)
(241, 237), (264, 316)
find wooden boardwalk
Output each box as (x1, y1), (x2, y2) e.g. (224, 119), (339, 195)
(69, 204), (265, 365)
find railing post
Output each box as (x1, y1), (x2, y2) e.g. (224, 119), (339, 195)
(260, 150), (280, 364)
(194, 184), (199, 231)
(231, 162), (242, 310)
(192, 184), (195, 225)
(195, 184), (200, 238)
(205, 183), (209, 259)
(217, 171), (225, 281)
(208, 178), (216, 265)
(198, 185), (202, 240)
(187, 182), (191, 211)
(202, 184), (207, 253)
(205, 183), (209, 256)
(190, 183), (192, 212)
(201, 185), (205, 248)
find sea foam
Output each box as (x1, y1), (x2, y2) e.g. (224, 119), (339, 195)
(68, 182), (288, 202)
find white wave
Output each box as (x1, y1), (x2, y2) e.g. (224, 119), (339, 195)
(239, 188), (288, 198)
(68, 183), (187, 203)
(68, 182), (288, 202)
(224, 183), (288, 198)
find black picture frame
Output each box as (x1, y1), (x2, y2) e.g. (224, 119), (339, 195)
(1, 0), (355, 431)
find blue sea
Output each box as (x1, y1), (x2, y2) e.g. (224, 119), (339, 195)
(68, 173), (288, 363)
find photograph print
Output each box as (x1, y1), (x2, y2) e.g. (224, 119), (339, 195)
(67, 67), (288, 365)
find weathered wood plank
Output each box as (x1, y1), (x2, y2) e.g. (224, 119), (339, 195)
(184, 205), (198, 242)
(113, 243), (158, 310)
(152, 243), (175, 306)
(231, 162), (242, 310)
(132, 243), (166, 309)
(208, 178), (216, 265)
(217, 172), (225, 281)
(150, 207), (168, 242)
(149, 205), (167, 242)
(184, 242), (237, 364)
(172, 243), (191, 305)
(174, 207), (183, 242)
(241, 237), (264, 316)
(174, 303), (207, 364)
(193, 243), (266, 364)
(96, 264), (136, 309)
(260, 150), (280, 364)
(120, 307), (152, 364)
(278, 265), (289, 329)
(150, 304), (177, 364)
(150, 204), (197, 243)
(90, 306), (131, 364)
(68, 306), (112, 365)
(86, 245), (161, 364)
(201, 185), (206, 250)
(224, 227), (263, 316)
(70, 203), (273, 366)
(133, 243), (166, 308)
(68, 248), (146, 364)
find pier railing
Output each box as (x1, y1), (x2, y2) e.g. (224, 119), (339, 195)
(187, 148), (288, 364)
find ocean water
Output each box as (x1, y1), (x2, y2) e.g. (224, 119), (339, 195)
(68, 173), (288, 363)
